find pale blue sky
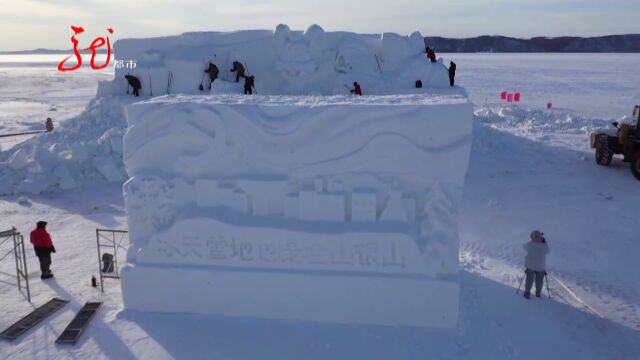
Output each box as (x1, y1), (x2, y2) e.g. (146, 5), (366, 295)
(1, 0), (638, 50)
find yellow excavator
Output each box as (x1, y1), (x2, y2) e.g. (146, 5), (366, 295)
(591, 106), (640, 181)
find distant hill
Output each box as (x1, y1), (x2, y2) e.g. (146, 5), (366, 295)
(0, 48), (110, 55)
(424, 34), (640, 52)
(3, 34), (640, 54)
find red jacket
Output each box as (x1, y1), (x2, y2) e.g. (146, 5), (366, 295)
(30, 228), (54, 248)
(354, 83), (362, 96)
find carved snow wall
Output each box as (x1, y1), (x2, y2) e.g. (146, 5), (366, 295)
(121, 94), (473, 328)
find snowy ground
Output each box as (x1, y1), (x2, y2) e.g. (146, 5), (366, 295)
(1, 54), (639, 359)
(0, 55), (112, 149)
(444, 53), (640, 118)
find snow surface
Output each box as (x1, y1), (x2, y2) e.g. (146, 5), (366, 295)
(1, 45), (640, 357)
(446, 53), (640, 118)
(0, 63), (111, 149)
(121, 95), (472, 326)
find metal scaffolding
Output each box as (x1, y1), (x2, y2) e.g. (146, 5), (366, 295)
(95, 228), (128, 292)
(0, 228), (31, 302)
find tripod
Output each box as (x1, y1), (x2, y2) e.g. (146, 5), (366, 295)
(516, 270), (551, 299)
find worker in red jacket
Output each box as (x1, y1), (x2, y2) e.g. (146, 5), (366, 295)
(350, 81), (362, 96)
(30, 221), (56, 279)
(426, 47), (437, 63)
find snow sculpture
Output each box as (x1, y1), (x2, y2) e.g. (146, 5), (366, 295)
(122, 94), (473, 329)
(103, 26), (451, 97)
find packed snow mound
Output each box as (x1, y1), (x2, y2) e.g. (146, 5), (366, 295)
(121, 94), (473, 327)
(0, 97), (134, 194)
(99, 25), (453, 97)
(474, 105), (615, 150)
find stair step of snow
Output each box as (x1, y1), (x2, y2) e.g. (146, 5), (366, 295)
(0, 298), (69, 341)
(55, 302), (102, 345)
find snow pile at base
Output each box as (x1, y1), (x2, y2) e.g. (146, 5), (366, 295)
(99, 25), (451, 97)
(121, 95), (473, 327)
(0, 97), (133, 194)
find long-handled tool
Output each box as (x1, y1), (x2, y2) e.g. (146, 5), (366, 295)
(149, 75), (153, 96)
(374, 54), (382, 73)
(545, 272), (551, 299)
(166, 71), (173, 94)
(516, 271), (525, 294)
(198, 72), (206, 91)
(0, 118), (54, 138)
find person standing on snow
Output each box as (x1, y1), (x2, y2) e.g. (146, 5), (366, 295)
(243, 75), (255, 95)
(448, 61), (457, 87)
(523, 230), (550, 299)
(230, 61), (246, 83)
(426, 47), (437, 63)
(350, 81), (362, 96)
(204, 62), (219, 90)
(125, 75), (142, 96)
(30, 221), (56, 279)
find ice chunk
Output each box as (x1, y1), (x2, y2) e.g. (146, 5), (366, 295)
(54, 163), (76, 190)
(7, 148), (31, 170)
(94, 156), (125, 182)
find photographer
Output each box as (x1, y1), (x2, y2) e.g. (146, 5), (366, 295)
(523, 230), (550, 299)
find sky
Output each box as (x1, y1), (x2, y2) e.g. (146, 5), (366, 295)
(0, 0), (639, 50)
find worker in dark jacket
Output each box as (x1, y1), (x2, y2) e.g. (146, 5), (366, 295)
(350, 81), (362, 96)
(230, 61), (246, 83)
(125, 75), (141, 96)
(448, 61), (457, 87)
(30, 221), (56, 279)
(244, 75), (255, 94)
(426, 47), (437, 63)
(204, 62), (219, 90)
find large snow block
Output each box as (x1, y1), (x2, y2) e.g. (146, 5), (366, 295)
(102, 26), (455, 97)
(122, 95), (473, 329)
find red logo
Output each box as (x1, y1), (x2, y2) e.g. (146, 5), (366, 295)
(58, 26), (113, 72)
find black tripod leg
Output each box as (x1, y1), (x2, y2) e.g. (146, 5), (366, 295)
(516, 273), (525, 294)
